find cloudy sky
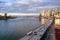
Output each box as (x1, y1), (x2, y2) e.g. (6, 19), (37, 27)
(0, 0), (60, 13)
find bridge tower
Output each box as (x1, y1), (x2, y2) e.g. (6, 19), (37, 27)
(4, 13), (7, 20)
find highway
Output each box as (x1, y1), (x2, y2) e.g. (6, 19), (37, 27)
(20, 18), (53, 40)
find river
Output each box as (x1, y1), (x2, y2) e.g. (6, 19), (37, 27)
(0, 16), (41, 40)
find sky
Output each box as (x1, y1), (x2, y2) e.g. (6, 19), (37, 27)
(0, 0), (60, 13)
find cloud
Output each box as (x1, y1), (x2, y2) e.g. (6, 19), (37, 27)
(0, 0), (60, 13)
(14, 0), (30, 5)
(5, 2), (12, 6)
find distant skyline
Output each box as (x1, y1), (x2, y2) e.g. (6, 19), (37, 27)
(0, 0), (60, 13)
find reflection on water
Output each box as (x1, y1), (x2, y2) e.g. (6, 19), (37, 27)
(55, 19), (60, 25)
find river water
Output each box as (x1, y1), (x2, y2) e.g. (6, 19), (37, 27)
(0, 16), (41, 40)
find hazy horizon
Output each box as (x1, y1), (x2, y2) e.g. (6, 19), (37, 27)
(0, 13), (39, 16)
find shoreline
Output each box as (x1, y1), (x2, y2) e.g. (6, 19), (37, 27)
(0, 15), (16, 20)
